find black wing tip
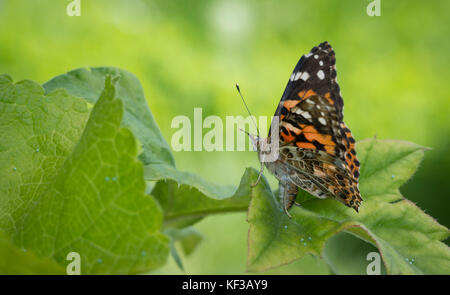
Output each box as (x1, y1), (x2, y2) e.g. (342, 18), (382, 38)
(318, 41), (333, 50)
(307, 41), (334, 55)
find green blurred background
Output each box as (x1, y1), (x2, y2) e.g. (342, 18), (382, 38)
(0, 0), (448, 274)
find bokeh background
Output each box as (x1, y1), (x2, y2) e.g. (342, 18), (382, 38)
(0, 0), (448, 274)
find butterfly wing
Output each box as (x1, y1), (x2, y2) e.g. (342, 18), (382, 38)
(268, 41), (362, 211)
(274, 41), (343, 121)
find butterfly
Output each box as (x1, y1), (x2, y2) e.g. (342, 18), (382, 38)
(247, 41), (362, 218)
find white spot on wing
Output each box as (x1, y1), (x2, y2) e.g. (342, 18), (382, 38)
(294, 109), (312, 120)
(314, 54), (319, 59)
(300, 72), (310, 81)
(305, 53), (313, 58)
(319, 60), (324, 66)
(317, 70), (325, 80)
(318, 117), (326, 125)
(302, 111), (312, 119)
(294, 71), (302, 81)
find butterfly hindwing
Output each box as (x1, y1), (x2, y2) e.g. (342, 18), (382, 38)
(339, 122), (361, 179)
(279, 146), (362, 211)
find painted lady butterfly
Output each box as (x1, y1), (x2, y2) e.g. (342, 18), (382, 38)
(249, 41), (362, 218)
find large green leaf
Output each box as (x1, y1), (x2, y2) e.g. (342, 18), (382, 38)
(0, 74), (90, 233)
(0, 232), (64, 275)
(0, 74), (169, 274)
(43, 67), (175, 167)
(246, 138), (450, 274)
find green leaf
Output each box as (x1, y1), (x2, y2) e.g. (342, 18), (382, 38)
(169, 242), (185, 271)
(43, 67), (175, 167)
(0, 232), (64, 275)
(0, 74), (90, 233)
(246, 138), (450, 274)
(165, 226), (203, 256)
(0, 74), (169, 274)
(150, 165), (253, 228)
(164, 226), (203, 271)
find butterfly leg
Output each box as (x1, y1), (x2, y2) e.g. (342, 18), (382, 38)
(279, 182), (298, 218)
(251, 162), (264, 187)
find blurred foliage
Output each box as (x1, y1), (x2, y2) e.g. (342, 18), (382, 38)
(0, 0), (449, 274)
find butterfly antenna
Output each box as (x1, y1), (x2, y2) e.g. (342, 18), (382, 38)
(236, 83), (260, 137)
(236, 83), (264, 188)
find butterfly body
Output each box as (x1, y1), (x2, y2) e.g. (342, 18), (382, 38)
(251, 42), (362, 217)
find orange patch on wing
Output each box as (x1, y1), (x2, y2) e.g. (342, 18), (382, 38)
(302, 125), (335, 146)
(298, 89), (317, 100)
(296, 142), (316, 149)
(324, 92), (334, 105)
(281, 132), (295, 143)
(302, 125), (318, 133)
(325, 145), (335, 155)
(283, 100), (300, 111)
(280, 122), (302, 143)
(305, 132), (335, 146)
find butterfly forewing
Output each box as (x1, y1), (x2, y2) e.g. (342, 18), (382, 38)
(266, 41), (362, 212)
